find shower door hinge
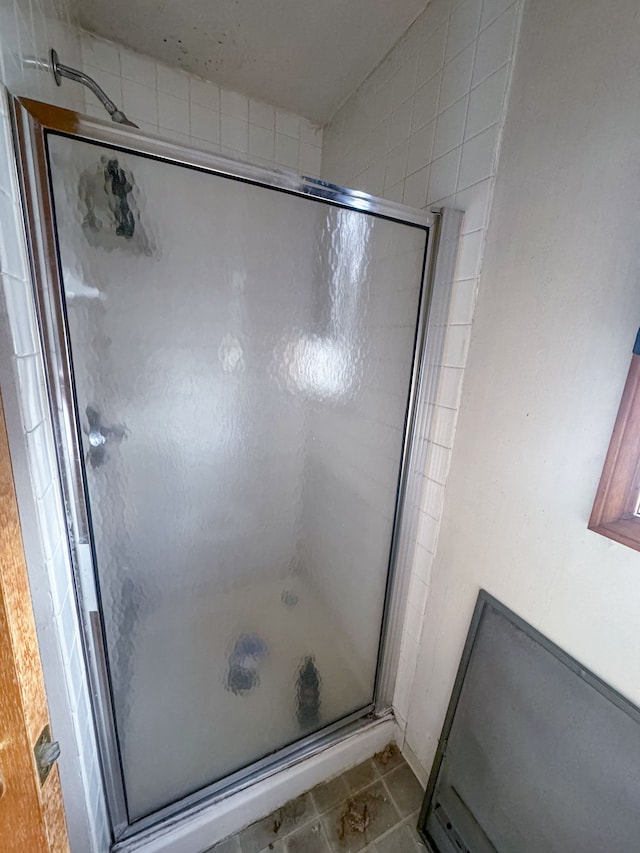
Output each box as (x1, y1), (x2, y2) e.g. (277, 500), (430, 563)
(34, 724), (61, 785)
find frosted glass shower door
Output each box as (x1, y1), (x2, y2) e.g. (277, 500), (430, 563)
(46, 134), (428, 823)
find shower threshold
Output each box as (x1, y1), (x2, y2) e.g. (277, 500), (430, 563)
(112, 713), (398, 853)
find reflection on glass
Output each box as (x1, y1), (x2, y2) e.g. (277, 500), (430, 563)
(47, 134), (427, 821)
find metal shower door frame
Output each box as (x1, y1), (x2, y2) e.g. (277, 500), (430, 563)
(10, 94), (451, 844)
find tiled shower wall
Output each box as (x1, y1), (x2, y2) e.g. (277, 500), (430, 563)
(0, 5), (109, 852)
(77, 31), (323, 175)
(321, 0), (523, 777)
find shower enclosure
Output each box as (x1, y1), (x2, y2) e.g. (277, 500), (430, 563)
(11, 95), (448, 844)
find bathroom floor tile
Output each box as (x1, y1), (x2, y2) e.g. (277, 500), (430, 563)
(205, 835), (242, 852)
(209, 743), (425, 853)
(344, 759), (379, 793)
(286, 818), (332, 852)
(372, 821), (428, 853)
(238, 793), (316, 853)
(384, 765), (424, 817)
(322, 780), (400, 851)
(312, 774), (351, 813)
(372, 742), (404, 775)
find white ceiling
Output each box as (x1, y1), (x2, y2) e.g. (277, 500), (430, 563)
(71, 0), (428, 123)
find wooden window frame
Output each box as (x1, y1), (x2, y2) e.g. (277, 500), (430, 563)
(589, 333), (640, 551)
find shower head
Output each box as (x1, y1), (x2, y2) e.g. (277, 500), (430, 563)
(49, 48), (138, 128)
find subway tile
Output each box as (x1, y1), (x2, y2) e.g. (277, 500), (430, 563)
(358, 159), (386, 197)
(448, 276), (479, 325)
(248, 123), (274, 161)
(429, 404), (458, 448)
(385, 180), (405, 204)
(392, 653), (414, 724)
(445, 0), (482, 62)
(57, 584), (78, 659)
(426, 442), (451, 486)
(421, 0), (455, 33)
(436, 366), (464, 410)
(455, 176), (492, 232)
(119, 48), (156, 87)
(455, 229), (484, 279)
(389, 97), (413, 149)
(472, 3), (518, 86)
(412, 543), (435, 586)
(404, 598), (425, 643)
(158, 91), (189, 132)
(406, 120), (435, 177)
(403, 166), (429, 209)
(2, 273), (37, 356)
(465, 64), (508, 139)
(36, 480), (64, 561)
(0, 190), (28, 281)
(481, 0), (517, 31)
(80, 34), (120, 75)
(432, 96), (468, 160)
(275, 109), (300, 138)
(417, 509), (440, 553)
(416, 22), (447, 88)
(422, 476), (445, 520)
(25, 420), (56, 500)
(384, 140), (409, 190)
(190, 104), (220, 144)
(389, 52), (419, 105)
(427, 147), (461, 206)
(249, 98), (275, 130)
(300, 117), (322, 145)
(221, 88), (249, 120)
(439, 42), (475, 111)
(274, 131), (298, 168)
(121, 78), (158, 126)
(14, 353), (45, 432)
(156, 62), (189, 98)
(411, 74), (440, 132)
(443, 322), (472, 368)
(298, 141), (321, 176)
(220, 114), (248, 152)
(457, 123), (498, 189)
(395, 16), (424, 66)
(190, 76), (220, 112)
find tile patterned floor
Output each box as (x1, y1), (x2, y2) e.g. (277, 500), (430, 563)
(206, 744), (429, 853)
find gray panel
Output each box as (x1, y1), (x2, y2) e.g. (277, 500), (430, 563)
(420, 594), (640, 852)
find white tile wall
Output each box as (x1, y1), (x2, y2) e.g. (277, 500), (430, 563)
(321, 0), (523, 768)
(79, 31), (323, 175)
(0, 8), (109, 843)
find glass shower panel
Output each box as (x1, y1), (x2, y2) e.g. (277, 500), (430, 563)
(46, 134), (427, 822)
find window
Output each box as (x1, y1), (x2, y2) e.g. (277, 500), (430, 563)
(589, 329), (640, 551)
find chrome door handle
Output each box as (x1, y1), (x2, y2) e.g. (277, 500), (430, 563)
(85, 405), (126, 468)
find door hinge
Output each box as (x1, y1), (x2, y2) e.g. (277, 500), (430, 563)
(34, 724), (61, 785)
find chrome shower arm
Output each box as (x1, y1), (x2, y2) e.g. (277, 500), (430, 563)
(49, 49), (137, 127)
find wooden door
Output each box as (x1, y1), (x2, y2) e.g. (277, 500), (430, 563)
(0, 393), (70, 852)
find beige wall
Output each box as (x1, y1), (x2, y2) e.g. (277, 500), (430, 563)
(407, 0), (640, 778)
